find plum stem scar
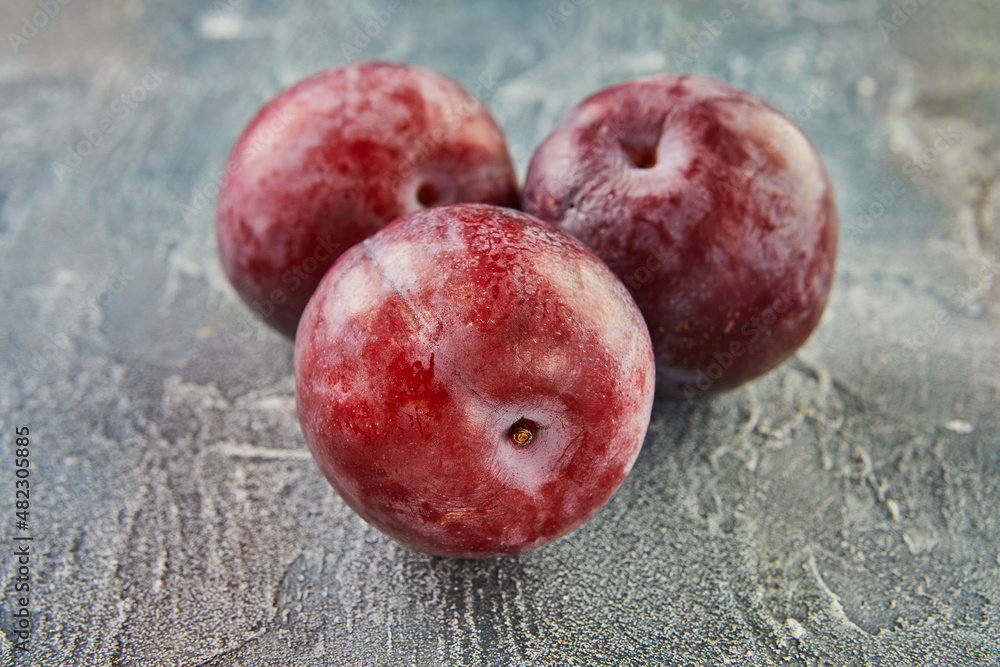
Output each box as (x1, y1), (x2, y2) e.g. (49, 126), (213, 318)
(509, 419), (536, 447)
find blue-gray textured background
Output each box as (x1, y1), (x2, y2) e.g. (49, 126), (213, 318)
(1, 1), (998, 665)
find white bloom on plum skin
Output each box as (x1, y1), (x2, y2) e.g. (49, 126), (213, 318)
(216, 61), (519, 337)
(294, 204), (655, 558)
(524, 74), (837, 398)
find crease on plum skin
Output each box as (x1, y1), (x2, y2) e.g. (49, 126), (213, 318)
(297, 205), (654, 556)
(352, 222), (578, 497)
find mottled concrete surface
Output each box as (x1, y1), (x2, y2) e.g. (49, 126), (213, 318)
(1, 1), (999, 665)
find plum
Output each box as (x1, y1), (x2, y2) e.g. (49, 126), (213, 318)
(294, 204), (655, 557)
(216, 61), (519, 337)
(523, 74), (837, 398)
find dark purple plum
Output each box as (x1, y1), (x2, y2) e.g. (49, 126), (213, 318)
(523, 74), (837, 397)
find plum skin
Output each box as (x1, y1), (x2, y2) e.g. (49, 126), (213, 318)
(522, 74), (837, 398)
(294, 204), (655, 558)
(216, 61), (519, 338)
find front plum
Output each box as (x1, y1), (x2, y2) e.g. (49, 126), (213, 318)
(294, 204), (655, 558)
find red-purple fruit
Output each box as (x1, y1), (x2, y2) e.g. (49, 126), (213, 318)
(523, 75), (837, 398)
(294, 204), (655, 558)
(216, 61), (519, 337)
